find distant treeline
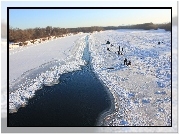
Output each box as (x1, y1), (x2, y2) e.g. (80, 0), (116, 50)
(9, 26), (104, 43)
(9, 22), (171, 43)
(104, 22), (171, 31)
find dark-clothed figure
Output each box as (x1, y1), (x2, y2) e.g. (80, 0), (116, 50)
(124, 58), (127, 65)
(127, 61), (131, 66)
(106, 41), (110, 44)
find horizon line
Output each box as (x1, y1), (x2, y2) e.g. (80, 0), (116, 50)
(9, 21), (171, 30)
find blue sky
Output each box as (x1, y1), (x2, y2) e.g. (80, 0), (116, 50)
(1, 1), (177, 29)
(9, 8), (171, 29)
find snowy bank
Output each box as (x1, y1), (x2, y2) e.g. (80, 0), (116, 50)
(9, 34), (88, 113)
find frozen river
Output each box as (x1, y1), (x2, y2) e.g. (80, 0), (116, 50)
(9, 39), (111, 126)
(7, 28), (172, 126)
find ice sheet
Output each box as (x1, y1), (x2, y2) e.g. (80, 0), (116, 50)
(89, 28), (171, 126)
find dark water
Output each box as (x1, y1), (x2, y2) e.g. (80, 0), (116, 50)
(9, 36), (112, 126)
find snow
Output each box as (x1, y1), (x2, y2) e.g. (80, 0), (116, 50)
(88, 29), (171, 126)
(9, 44), (19, 49)
(101, 26), (176, 132)
(9, 34), (86, 82)
(9, 34), (88, 113)
(1, 27), (174, 129)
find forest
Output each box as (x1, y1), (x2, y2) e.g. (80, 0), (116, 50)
(9, 22), (171, 44)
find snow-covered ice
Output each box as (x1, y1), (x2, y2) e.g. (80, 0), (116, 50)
(88, 29), (171, 126)
(3, 27), (173, 128)
(8, 34), (88, 113)
(9, 34), (87, 82)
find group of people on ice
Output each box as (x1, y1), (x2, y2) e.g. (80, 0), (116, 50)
(124, 58), (131, 66)
(106, 40), (131, 66)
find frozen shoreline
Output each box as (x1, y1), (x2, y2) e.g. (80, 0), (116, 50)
(9, 35), (88, 113)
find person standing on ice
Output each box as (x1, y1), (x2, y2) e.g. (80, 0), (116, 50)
(124, 58), (127, 65)
(118, 46), (121, 55)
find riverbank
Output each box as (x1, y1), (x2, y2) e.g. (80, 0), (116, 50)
(9, 35), (112, 126)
